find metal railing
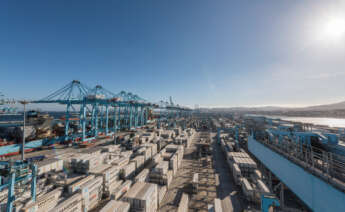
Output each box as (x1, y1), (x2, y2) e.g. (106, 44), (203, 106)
(255, 136), (345, 192)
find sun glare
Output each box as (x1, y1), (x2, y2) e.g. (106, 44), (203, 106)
(321, 16), (345, 41)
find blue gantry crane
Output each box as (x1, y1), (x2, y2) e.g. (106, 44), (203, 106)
(0, 92), (17, 114)
(32, 80), (154, 142)
(154, 97), (192, 129)
(0, 161), (37, 212)
(0, 80), (191, 156)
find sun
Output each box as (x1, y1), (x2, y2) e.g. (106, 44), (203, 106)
(322, 17), (345, 41)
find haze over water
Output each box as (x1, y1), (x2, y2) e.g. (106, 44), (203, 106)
(268, 116), (345, 128)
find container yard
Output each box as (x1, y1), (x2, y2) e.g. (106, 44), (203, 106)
(1, 84), (345, 212)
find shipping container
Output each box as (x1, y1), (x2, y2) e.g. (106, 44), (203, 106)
(99, 200), (130, 212)
(121, 162), (136, 179)
(22, 188), (63, 212)
(153, 161), (169, 175)
(68, 175), (95, 194)
(122, 182), (158, 212)
(49, 193), (82, 212)
(112, 180), (133, 200)
(130, 155), (145, 172)
(158, 186), (167, 206)
(214, 198), (222, 212)
(177, 193), (189, 212)
(134, 169), (150, 183)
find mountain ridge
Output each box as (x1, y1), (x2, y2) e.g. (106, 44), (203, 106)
(202, 100), (345, 112)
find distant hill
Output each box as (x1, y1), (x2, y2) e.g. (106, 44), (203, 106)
(201, 101), (345, 119)
(203, 101), (345, 112)
(300, 101), (345, 111)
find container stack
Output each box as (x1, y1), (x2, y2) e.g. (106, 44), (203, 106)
(121, 162), (136, 180)
(122, 182), (158, 212)
(176, 146), (184, 168)
(112, 180), (133, 200)
(232, 157), (257, 178)
(50, 193), (83, 212)
(140, 132), (156, 143)
(79, 176), (103, 211)
(70, 154), (102, 174)
(89, 164), (120, 197)
(112, 157), (130, 169)
(213, 198), (223, 212)
(100, 200), (130, 212)
(130, 155), (145, 173)
(232, 163), (242, 186)
(103, 154), (120, 165)
(152, 154), (162, 166)
(102, 144), (121, 153)
(219, 135), (273, 204)
(21, 188), (63, 212)
(68, 175), (95, 194)
(149, 161), (170, 186)
(240, 178), (254, 202)
(192, 173), (199, 194)
(157, 185), (167, 207)
(169, 154), (178, 175)
(134, 169), (150, 183)
(177, 193), (189, 212)
(36, 158), (63, 176)
(143, 147), (152, 162)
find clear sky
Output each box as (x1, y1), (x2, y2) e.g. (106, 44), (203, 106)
(1, 0), (345, 108)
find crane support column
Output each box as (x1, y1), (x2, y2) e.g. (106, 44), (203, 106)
(134, 106), (138, 128)
(144, 108), (148, 125)
(82, 103), (86, 141)
(157, 109), (160, 129)
(6, 172), (15, 212)
(105, 105), (109, 135)
(91, 104), (96, 137)
(100, 106), (104, 129)
(129, 105), (133, 129)
(31, 164), (37, 202)
(113, 106), (117, 134)
(140, 107), (144, 127)
(94, 104), (99, 137)
(64, 103), (71, 141)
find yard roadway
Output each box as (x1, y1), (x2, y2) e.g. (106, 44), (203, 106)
(212, 132), (242, 212)
(159, 131), (243, 212)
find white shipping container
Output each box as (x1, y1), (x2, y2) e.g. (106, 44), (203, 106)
(121, 162), (136, 179)
(177, 193), (189, 212)
(106, 180), (123, 197)
(112, 180), (133, 200)
(49, 193), (82, 212)
(134, 169), (150, 183)
(144, 147), (152, 161)
(122, 182), (158, 212)
(79, 176), (103, 211)
(256, 180), (270, 194)
(112, 157), (130, 168)
(152, 154), (162, 165)
(241, 178), (254, 201)
(153, 161), (169, 175)
(165, 144), (179, 153)
(158, 186), (167, 206)
(166, 170), (173, 188)
(100, 200), (130, 212)
(22, 188), (63, 212)
(130, 155), (145, 171)
(68, 175), (95, 194)
(214, 198), (223, 212)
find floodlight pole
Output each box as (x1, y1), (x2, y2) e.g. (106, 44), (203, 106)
(19, 100), (29, 161)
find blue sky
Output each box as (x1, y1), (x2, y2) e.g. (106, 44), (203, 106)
(1, 0), (345, 108)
